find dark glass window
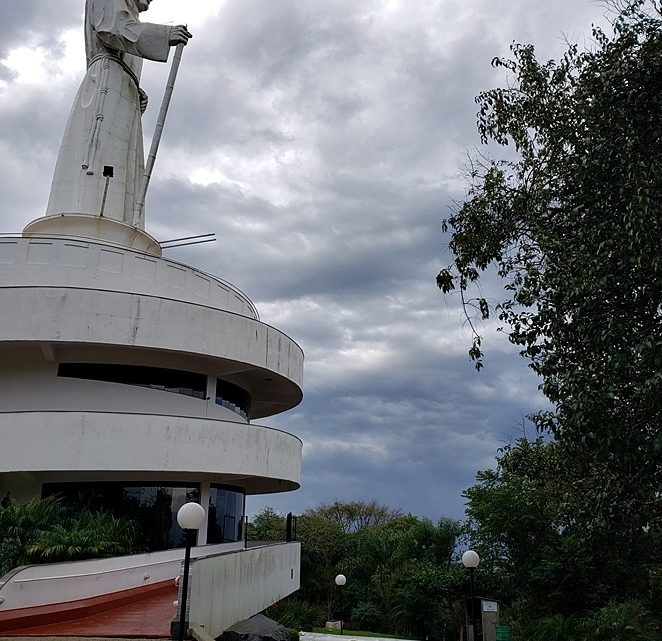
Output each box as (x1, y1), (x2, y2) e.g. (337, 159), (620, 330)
(58, 363), (207, 400)
(215, 379), (252, 420)
(42, 482), (200, 551)
(207, 485), (245, 544)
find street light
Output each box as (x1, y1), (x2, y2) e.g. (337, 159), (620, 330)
(462, 550), (480, 641)
(335, 574), (347, 635)
(176, 502), (206, 641)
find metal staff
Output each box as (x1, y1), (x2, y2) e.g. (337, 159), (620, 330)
(134, 41), (185, 227)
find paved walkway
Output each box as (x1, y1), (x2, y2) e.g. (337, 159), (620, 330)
(1, 586), (177, 638)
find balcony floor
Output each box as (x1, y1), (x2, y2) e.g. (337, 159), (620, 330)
(3, 585), (176, 638)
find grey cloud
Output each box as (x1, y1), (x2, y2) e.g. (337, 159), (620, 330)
(1, 0), (601, 520)
(0, 4), (81, 59)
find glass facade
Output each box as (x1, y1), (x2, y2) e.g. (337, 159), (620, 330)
(58, 363), (207, 400)
(43, 482), (200, 551)
(207, 485), (245, 544)
(42, 482), (246, 551)
(215, 378), (252, 420)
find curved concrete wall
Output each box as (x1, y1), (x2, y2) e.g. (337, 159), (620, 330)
(0, 236), (257, 318)
(0, 348), (246, 423)
(0, 287), (303, 417)
(0, 412), (301, 493)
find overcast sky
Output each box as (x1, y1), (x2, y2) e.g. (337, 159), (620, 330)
(0, 0), (608, 520)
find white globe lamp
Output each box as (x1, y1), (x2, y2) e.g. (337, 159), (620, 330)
(176, 502), (206, 641)
(462, 550), (480, 641)
(177, 502), (206, 530)
(335, 574), (347, 634)
(462, 549), (480, 569)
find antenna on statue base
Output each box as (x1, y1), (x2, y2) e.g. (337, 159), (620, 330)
(160, 233), (217, 250)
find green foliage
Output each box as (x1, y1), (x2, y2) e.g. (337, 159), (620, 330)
(464, 438), (658, 615)
(522, 600), (660, 641)
(266, 597), (326, 631)
(26, 510), (140, 563)
(247, 506), (286, 542)
(304, 500), (402, 534)
(0, 496), (140, 576)
(267, 500), (464, 639)
(297, 511), (347, 617)
(527, 613), (582, 641)
(350, 601), (383, 631)
(586, 600), (660, 641)
(0, 496), (65, 576)
(436, 0), (662, 535)
(286, 628), (300, 641)
(313, 629), (411, 639)
(443, 0), (662, 620)
(341, 515), (464, 639)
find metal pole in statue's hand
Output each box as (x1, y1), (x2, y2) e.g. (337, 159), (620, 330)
(133, 42), (185, 227)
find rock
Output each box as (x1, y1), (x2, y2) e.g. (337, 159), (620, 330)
(217, 613), (292, 641)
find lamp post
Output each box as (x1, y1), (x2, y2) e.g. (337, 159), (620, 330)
(462, 550), (480, 641)
(335, 574), (347, 635)
(176, 502), (206, 641)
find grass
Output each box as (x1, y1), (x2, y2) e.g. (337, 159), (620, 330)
(311, 628), (413, 639)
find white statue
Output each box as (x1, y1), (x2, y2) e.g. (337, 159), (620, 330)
(45, 0), (191, 229)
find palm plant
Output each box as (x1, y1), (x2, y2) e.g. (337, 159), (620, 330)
(584, 600), (660, 641)
(0, 496), (66, 575)
(528, 613), (582, 641)
(0, 496), (141, 575)
(26, 511), (141, 562)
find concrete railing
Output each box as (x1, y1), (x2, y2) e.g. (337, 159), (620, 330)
(184, 542), (301, 638)
(0, 542), (243, 612)
(0, 235), (259, 319)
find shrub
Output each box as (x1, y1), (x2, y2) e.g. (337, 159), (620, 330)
(350, 601), (383, 632)
(286, 628), (300, 641)
(0, 496), (140, 576)
(585, 600), (660, 641)
(266, 597), (326, 631)
(26, 511), (141, 562)
(527, 613), (582, 641)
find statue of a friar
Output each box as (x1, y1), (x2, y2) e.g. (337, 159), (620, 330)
(46, 0), (192, 228)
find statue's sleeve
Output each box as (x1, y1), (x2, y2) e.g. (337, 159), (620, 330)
(91, 0), (171, 62)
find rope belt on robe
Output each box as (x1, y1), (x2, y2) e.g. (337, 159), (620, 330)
(82, 53), (141, 174)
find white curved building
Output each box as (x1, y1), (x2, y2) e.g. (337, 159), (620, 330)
(0, 5), (304, 632)
(0, 217), (303, 634)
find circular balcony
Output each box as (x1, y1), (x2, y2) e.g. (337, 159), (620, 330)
(0, 235), (258, 319)
(0, 411), (302, 494)
(0, 237), (303, 418)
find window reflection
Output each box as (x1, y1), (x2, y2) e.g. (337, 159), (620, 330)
(42, 482), (200, 551)
(58, 363), (207, 400)
(207, 485), (245, 544)
(215, 379), (252, 420)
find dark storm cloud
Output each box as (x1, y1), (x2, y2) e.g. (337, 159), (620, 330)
(1, 1), (602, 520)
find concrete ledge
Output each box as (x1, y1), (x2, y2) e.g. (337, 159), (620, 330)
(0, 412), (302, 493)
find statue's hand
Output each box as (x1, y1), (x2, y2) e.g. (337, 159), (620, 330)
(169, 25), (192, 46)
(139, 89), (148, 114)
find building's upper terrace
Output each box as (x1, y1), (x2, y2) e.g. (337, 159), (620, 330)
(0, 235), (258, 319)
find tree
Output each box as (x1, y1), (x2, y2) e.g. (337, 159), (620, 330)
(343, 515), (464, 639)
(304, 500), (402, 534)
(464, 437), (662, 622)
(247, 506), (286, 542)
(296, 512), (347, 617)
(437, 0), (662, 531)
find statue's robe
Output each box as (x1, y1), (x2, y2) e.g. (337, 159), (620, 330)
(46, 0), (170, 228)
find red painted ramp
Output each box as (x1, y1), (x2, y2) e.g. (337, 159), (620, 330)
(3, 585), (177, 638)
